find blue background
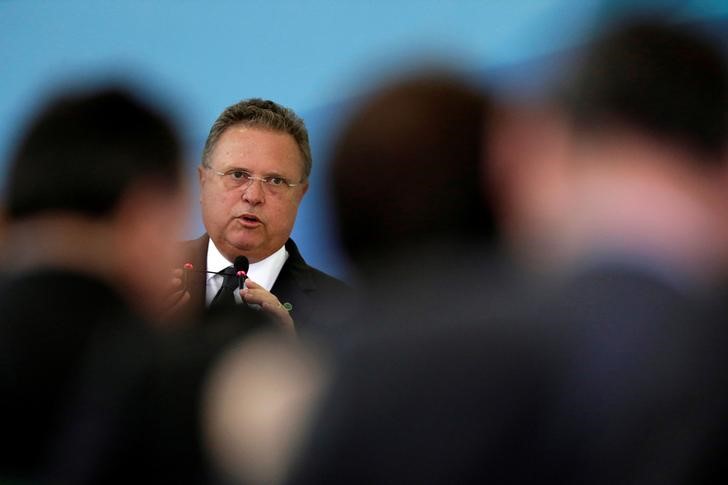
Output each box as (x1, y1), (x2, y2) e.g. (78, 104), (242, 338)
(2, 0), (727, 278)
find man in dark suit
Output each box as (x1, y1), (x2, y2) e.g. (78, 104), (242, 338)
(173, 99), (348, 335)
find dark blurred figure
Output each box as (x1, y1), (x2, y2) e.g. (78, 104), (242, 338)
(492, 16), (728, 484)
(327, 72), (520, 338)
(287, 18), (728, 485)
(332, 74), (498, 268)
(501, 18), (728, 278)
(0, 87), (197, 483)
(538, 17), (728, 484)
(282, 72), (576, 485)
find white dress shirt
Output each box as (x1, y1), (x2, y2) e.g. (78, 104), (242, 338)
(205, 239), (289, 305)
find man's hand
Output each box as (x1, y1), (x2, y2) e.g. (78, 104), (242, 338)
(240, 279), (296, 336)
(159, 268), (191, 323)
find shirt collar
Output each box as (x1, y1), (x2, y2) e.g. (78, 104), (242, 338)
(206, 239), (289, 291)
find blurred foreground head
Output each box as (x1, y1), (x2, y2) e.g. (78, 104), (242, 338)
(330, 72), (497, 273)
(561, 17), (728, 161)
(503, 17), (728, 278)
(2, 86), (186, 316)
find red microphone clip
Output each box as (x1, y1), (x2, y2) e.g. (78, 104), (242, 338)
(182, 263), (194, 292)
(236, 270), (247, 289)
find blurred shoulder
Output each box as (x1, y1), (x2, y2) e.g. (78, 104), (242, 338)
(307, 265), (351, 293)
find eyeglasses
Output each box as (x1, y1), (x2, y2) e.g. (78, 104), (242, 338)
(208, 167), (302, 194)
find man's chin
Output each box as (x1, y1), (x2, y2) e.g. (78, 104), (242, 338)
(211, 231), (258, 254)
(227, 238), (259, 253)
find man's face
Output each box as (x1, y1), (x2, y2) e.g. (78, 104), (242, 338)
(199, 125), (308, 263)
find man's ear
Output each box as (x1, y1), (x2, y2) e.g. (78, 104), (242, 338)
(297, 181), (309, 203)
(198, 165), (208, 204)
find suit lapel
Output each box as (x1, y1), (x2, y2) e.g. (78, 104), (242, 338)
(271, 239), (317, 327)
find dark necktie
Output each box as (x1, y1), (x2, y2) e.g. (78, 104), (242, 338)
(210, 266), (238, 309)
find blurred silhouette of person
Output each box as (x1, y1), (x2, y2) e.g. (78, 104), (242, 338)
(0, 86), (201, 483)
(286, 18), (728, 485)
(489, 16), (728, 484)
(332, 73), (498, 271)
(281, 72), (574, 485)
(324, 71), (523, 342)
(553, 18), (728, 285)
(539, 17), (728, 484)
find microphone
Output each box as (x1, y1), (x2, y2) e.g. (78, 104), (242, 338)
(234, 255), (249, 290)
(233, 255), (258, 309)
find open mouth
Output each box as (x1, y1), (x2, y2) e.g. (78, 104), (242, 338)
(239, 214), (262, 225)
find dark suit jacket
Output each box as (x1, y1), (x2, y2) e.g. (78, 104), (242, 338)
(178, 235), (351, 335)
(287, 255), (728, 485)
(0, 269), (178, 483)
(0, 268), (260, 484)
(532, 262), (728, 485)
(286, 249), (574, 485)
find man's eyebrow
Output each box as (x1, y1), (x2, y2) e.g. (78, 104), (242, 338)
(221, 166), (250, 173)
(259, 170), (298, 181)
(221, 167), (294, 179)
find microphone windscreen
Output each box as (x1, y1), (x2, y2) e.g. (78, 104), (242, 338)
(234, 255), (250, 274)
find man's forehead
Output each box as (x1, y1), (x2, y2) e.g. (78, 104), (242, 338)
(212, 126), (303, 169)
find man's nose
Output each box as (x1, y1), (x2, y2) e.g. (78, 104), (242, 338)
(242, 178), (265, 205)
